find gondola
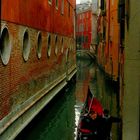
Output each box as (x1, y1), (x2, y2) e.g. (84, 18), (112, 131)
(76, 88), (103, 140)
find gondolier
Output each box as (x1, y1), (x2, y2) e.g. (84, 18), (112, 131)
(101, 109), (122, 140)
(77, 110), (103, 140)
(76, 87), (104, 140)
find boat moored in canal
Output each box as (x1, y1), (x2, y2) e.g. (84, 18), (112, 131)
(76, 88), (103, 140)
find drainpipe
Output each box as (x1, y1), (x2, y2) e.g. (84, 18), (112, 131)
(108, 0), (110, 60)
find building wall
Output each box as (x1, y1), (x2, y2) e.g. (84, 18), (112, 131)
(97, 0), (119, 81)
(0, 22), (76, 120)
(1, 0), (75, 37)
(96, 0), (140, 139)
(76, 10), (92, 49)
(105, 0), (119, 81)
(0, 0), (76, 126)
(122, 0), (140, 139)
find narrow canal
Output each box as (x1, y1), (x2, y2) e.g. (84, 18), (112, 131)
(15, 57), (121, 140)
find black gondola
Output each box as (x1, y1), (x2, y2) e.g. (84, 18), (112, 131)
(76, 88), (103, 140)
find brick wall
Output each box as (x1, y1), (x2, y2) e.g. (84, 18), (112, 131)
(0, 0), (76, 120)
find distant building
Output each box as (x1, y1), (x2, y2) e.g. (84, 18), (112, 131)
(91, 0), (99, 54)
(76, 1), (98, 51)
(76, 2), (92, 50)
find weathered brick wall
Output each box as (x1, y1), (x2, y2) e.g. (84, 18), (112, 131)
(0, 21), (76, 120)
(0, 0), (76, 122)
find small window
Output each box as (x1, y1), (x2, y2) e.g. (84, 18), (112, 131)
(0, 27), (11, 65)
(82, 13), (85, 19)
(48, 0), (52, 5)
(55, 35), (58, 55)
(87, 13), (88, 18)
(47, 34), (51, 57)
(69, 39), (72, 51)
(61, 38), (64, 53)
(55, 0), (58, 9)
(22, 29), (30, 61)
(61, 0), (64, 14)
(68, 2), (70, 17)
(112, 0), (114, 5)
(71, 39), (74, 51)
(100, 0), (105, 10)
(37, 32), (42, 59)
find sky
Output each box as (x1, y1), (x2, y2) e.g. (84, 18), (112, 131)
(76, 0), (91, 4)
(76, 0), (80, 4)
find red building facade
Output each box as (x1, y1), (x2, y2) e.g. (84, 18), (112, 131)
(1, 0), (75, 36)
(0, 0), (76, 139)
(97, 0), (121, 82)
(76, 7), (92, 50)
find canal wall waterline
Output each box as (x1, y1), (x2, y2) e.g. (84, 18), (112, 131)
(0, 67), (77, 140)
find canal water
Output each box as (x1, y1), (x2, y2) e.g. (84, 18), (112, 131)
(15, 57), (121, 140)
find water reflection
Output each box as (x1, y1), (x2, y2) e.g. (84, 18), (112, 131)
(15, 85), (76, 140)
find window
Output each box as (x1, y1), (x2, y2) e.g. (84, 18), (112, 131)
(85, 36), (88, 42)
(61, 38), (64, 53)
(48, 0), (52, 5)
(47, 34), (51, 57)
(55, 35), (58, 55)
(82, 13), (85, 19)
(68, 2), (70, 17)
(69, 39), (72, 51)
(103, 26), (106, 40)
(86, 13), (89, 18)
(61, 0), (64, 14)
(100, 0), (105, 10)
(37, 32), (42, 59)
(112, 0), (114, 5)
(0, 27), (11, 65)
(55, 0), (58, 9)
(22, 29), (30, 61)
